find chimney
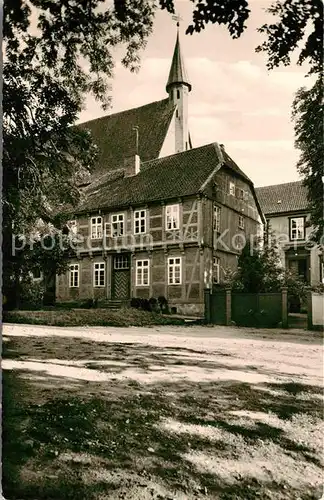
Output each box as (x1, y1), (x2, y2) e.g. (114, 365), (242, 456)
(124, 154), (140, 177)
(124, 125), (140, 177)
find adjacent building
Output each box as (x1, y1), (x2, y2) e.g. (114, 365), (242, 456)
(56, 29), (264, 315)
(256, 181), (323, 285)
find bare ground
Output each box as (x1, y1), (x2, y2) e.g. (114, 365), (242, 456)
(2, 323), (324, 500)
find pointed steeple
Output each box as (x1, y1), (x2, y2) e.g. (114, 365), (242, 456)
(166, 31), (191, 93)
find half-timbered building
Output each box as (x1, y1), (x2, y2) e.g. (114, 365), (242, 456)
(56, 29), (264, 315)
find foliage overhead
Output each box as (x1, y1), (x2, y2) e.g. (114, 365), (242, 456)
(292, 77), (323, 244)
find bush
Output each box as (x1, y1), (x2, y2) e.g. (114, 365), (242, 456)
(157, 296), (169, 314)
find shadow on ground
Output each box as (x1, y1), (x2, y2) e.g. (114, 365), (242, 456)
(2, 338), (323, 500)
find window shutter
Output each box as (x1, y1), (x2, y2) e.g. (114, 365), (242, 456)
(104, 222), (111, 237)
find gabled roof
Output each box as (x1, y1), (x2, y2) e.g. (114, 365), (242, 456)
(76, 143), (263, 221)
(166, 32), (191, 92)
(77, 98), (175, 176)
(255, 181), (309, 215)
(79, 143), (220, 213)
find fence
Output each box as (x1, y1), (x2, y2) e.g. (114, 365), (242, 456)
(204, 287), (288, 328)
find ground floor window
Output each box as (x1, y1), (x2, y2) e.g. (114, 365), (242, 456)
(69, 264), (79, 288)
(93, 262), (105, 287)
(168, 257), (182, 285)
(136, 260), (149, 286)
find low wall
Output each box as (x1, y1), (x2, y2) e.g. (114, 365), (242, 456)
(312, 293), (324, 326)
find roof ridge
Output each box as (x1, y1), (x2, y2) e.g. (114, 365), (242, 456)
(78, 98), (170, 127)
(256, 180), (303, 190)
(141, 141), (217, 166)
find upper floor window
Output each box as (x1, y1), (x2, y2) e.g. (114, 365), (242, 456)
(93, 262), (105, 287)
(238, 215), (245, 229)
(168, 257), (182, 285)
(213, 257), (220, 284)
(91, 216), (102, 239)
(69, 264), (79, 288)
(290, 217), (305, 240)
(134, 210), (146, 234)
(166, 204), (180, 230)
(229, 182), (235, 196)
(177, 89), (180, 99)
(136, 260), (150, 286)
(213, 205), (221, 233)
(112, 213), (124, 237)
(320, 257), (324, 284)
(237, 188), (244, 200)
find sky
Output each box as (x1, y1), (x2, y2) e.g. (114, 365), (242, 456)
(79, 0), (314, 188)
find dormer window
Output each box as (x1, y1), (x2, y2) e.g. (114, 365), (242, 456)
(91, 216), (103, 239)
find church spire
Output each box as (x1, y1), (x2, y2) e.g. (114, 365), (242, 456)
(166, 17), (191, 153)
(166, 30), (191, 93)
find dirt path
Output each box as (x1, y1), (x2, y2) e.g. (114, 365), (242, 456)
(2, 324), (324, 500)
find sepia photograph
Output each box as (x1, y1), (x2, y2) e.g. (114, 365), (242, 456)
(2, 0), (323, 498)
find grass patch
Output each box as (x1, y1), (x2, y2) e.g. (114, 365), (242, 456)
(3, 307), (186, 327)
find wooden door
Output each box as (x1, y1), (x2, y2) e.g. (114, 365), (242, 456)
(112, 254), (130, 300)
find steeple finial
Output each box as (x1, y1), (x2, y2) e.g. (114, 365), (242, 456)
(166, 15), (191, 93)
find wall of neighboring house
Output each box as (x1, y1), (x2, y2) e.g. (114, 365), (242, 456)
(266, 212), (321, 285)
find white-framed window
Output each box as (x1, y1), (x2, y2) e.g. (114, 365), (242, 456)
(168, 257), (182, 285)
(136, 260), (150, 286)
(91, 216), (103, 239)
(166, 204), (180, 230)
(238, 215), (245, 229)
(213, 257), (220, 284)
(290, 217), (305, 240)
(134, 209), (146, 234)
(229, 182), (235, 196)
(111, 213), (124, 237)
(114, 255), (129, 269)
(93, 262), (105, 287)
(69, 264), (79, 288)
(213, 204), (221, 233)
(68, 220), (77, 235)
(320, 257), (324, 284)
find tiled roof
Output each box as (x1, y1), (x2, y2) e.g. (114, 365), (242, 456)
(77, 98), (175, 177)
(166, 32), (191, 92)
(79, 143), (220, 212)
(76, 143), (262, 217)
(255, 181), (309, 215)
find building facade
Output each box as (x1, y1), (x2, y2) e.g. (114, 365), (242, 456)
(256, 181), (323, 286)
(56, 29), (264, 315)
